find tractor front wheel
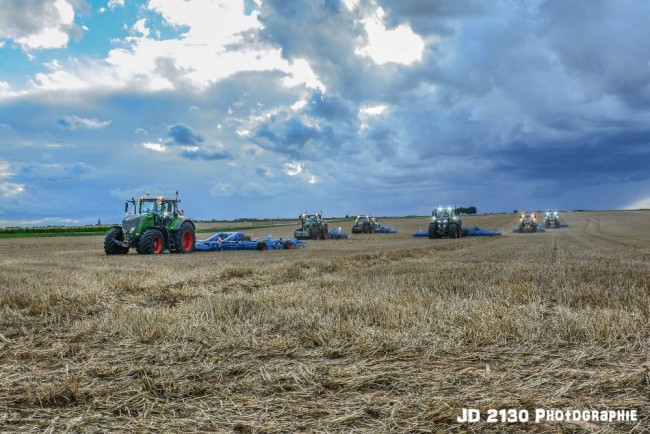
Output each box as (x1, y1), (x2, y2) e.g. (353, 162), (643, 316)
(174, 221), (196, 253)
(138, 229), (164, 254)
(104, 228), (129, 255)
(449, 224), (458, 239)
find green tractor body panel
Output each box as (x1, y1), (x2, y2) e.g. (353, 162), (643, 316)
(544, 211), (561, 229)
(351, 215), (377, 234)
(104, 193), (196, 255)
(294, 213), (329, 240)
(518, 212), (538, 233)
(428, 207), (462, 239)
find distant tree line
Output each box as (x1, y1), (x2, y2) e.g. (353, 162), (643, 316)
(455, 206), (477, 215)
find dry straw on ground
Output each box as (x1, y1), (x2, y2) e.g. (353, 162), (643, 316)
(0, 212), (648, 432)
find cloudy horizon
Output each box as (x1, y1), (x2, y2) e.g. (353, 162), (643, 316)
(2, 0), (650, 226)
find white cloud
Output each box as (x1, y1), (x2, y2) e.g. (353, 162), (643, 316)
(284, 162), (303, 176)
(142, 142), (166, 152)
(58, 115), (111, 130)
(282, 59), (326, 91)
(132, 19), (149, 37)
(0, 182), (25, 197)
(360, 104), (387, 116)
(108, 0), (124, 9)
(355, 6), (424, 65)
(283, 161), (319, 184)
(15, 0), (76, 50)
(12, 0), (326, 95)
(0, 161), (14, 178)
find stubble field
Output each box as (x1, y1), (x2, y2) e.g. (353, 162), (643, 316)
(0, 211), (648, 433)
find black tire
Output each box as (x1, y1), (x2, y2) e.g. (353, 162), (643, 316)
(323, 225), (329, 239)
(174, 221), (195, 253)
(532, 225), (538, 233)
(449, 224), (458, 239)
(283, 240), (293, 249)
(461, 228), (469, 237)
(555, 221), (561, 228)
(138, 228), (164, 254)
(428, 224), (438, 239)
(104, 228), (129, 255)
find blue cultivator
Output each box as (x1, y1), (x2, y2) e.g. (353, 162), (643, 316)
(374, 224), (397, 234)
(413, 226), (501, 237)
(328, 228), (349, 239)
(512, 226), (546, 233)
(465, 226), (502, 236)
(195, 232), (306, 251)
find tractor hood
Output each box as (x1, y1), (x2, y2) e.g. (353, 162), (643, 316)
(122, 214), (142, 235)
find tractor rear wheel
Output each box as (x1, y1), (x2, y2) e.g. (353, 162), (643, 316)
(104, 228), (129, 255)
(138, 228), (164, 254)
(174, 221), (195, 253)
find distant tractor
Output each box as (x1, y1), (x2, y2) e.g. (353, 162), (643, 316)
(351, 215), (377, 234)
(294, 213), (329, 240)
(518, 212), (538, 233)
(428, 207), (462, 239)
(544, 211), (561, 228)
(104, 192), (196, 255)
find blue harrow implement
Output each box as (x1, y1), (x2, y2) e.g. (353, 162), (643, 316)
(327, 227), (349, 239)
(195, 232), (306, 251)
(374, 224), (397, 234)
(413, 226), (501, 237)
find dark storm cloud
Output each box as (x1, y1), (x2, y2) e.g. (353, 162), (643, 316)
(180, 149), (233, 161)
(254, 117), (337, 160)
(167, 124), (204, 146)
(305, 90), (354, 122)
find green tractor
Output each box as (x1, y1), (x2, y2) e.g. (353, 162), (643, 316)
(104, 192), (196, 255)
(294, 212), (329, 240)
(428, 207), (462, 239)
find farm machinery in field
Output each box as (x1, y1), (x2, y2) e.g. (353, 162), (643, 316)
(294, 213), (329, 240)
(429, 207), (462, 239)
(104, 192), (195, 255)
(543, 211), (568, 228)
(351, 215), (397, 234)
(351, 215), (376, 234)
(413, 226), (501, 237)
(195, 232), (305, 251)
(517, 212), (539, 233)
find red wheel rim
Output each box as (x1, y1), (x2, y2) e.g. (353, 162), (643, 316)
(182, 231), (193, 251)
(152, 235), (163, 254)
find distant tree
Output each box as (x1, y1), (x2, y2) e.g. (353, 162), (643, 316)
(455, 206), (477, 215)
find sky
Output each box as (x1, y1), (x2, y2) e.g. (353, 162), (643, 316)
(1, 0), (650, 225)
